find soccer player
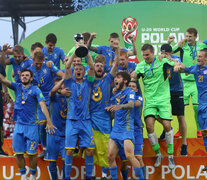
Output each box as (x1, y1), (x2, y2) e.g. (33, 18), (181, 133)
(44, 78), (71, 180)
(30, 42), (44, 60)
(106, 71), (144, 180)
(169, 28), (207, 137)
(29, 51), (64, 157)
(118, 80), (145, 180)
(0, 68), (55, 180)
(64, 47), (95, 180)
(67, 32), (98, 66)
(90, 47), (120, 179)
(174, 49), (207, 171)
(87, 32), (137, 73)
(117, 50), (136, 74)
(0, 45), (33, 83)
(131, 44), (180, 169)
(42, 33), (66, 69)
(159, 44), (187, 156)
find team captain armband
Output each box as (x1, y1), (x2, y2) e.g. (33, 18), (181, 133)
(87, 75), (95, 82)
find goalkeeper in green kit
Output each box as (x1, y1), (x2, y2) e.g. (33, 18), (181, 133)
(132, 44), (180, 169)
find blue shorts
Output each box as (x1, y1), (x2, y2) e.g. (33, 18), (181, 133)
(197, 104), (207, 131)
(65, 119), (95, 149)
(37, 98), (50, 123)
(134, 128), (144, 156)
(13, 123), (39, 155)
(44, 134), (65, 161)
(116, 139), (134, 161)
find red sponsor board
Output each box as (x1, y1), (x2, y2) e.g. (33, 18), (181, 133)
(0, 156), (207, 179)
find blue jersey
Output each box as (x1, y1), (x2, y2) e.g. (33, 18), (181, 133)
(29, 63), (60, 98)
(109, 87), (135, 141)
(90, 73), (114, 134)
(42, 47), (65, 69)
(50, 94), (67, 136)
(185, 64), (207, 105)
(9, 58), (33, 83)
(134, 94), (144, 130)
(9, 83), (45, 125)
(117, 62), (136, 74)
(64, 77), (94, 121)
(97, 46), (115, 73)
(168, 55), (183, 92)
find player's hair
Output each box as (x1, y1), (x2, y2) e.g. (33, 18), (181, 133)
(21, 68), (33, 77)
(141, 43), (154, 52)
(33, 51), (44, 61)
(45, 33), (57, 44)
(13, 45), (24, 54)
(82, 32), (91, 42)
(109, 32), (119, 39)
(186, 27), (198, 36)
(200, 48), (207, 57)
(95, 54), (106, 65)
(129, 80), (137, 87)
(116, 71), (131, 86)
(74, 64), (85, 71)
(31, 42), (44, 51)
(120, 50), (128, 59)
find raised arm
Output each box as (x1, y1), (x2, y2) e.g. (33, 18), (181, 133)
(39, 101), (56, 134)
(64, 52), (74, 80)
(110, 47), (120, 77)
(87, 33), (98, 53)
(50, 79), (64, 97)
(0, 44), (11, 65)
(127, 35), (137, 56)
(87, 52), (95, 77)
(131, 71), (138, 81)
(0, 74), (11, 87)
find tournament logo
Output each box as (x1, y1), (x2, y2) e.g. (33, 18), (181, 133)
(43, 68), (47, 74)
(121, 16), (139, 63)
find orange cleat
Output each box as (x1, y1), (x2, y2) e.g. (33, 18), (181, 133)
(197, 130), (202, 138)
(174, 130), (181, 138)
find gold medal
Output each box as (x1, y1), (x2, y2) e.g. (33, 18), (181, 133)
(38, 84), (40, 87)
(22, 101), (25, 104)
(95, 93), (98, 96)
(78, 96), (82, 100)
(192, 60), (195, 64)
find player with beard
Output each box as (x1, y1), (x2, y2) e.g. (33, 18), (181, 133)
(0, 68), (55, 180)
(90, 47), (120, 179)
(105, 71), (144, 180)
(64, 46), (95, 180)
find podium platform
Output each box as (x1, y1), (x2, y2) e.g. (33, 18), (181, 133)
(1, 138), (207, 180)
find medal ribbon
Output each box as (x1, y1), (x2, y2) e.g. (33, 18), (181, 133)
(188, 42), (197, 60)
(34, 66), (42, 86)
(93, 80), (102, 95)
(76, 82), (84, 98)
(144, 58), (156, 78)
(22, 86), (31, 103)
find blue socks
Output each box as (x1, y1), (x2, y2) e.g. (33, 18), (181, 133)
(62, 161), (65, 180)
(49, 161), (57, 180)
(102, 167), (108, 174)
(109, 166), (118, 180)
(65, 155), (73, 179)
(19, 167), (26, 175)
(85, 155), (94, 179)
(203, 136), (207, 152)
(141, 166), (145, 177)
(39, 124), (47, 148)
(30, 168), (37, 176)
(121, 169), (129, 180)
(134, 167), (145, 180)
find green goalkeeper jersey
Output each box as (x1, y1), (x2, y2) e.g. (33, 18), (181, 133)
(135, 57), (175, 104)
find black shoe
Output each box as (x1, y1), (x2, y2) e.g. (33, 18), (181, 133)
(0, 149), (8, 157)
(159, 130), (165, 140)
(203, 166), (207, 171)
(91, 176), (96, 180)
(181, 144), (187, 156)
(102, 177), (107, 180)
